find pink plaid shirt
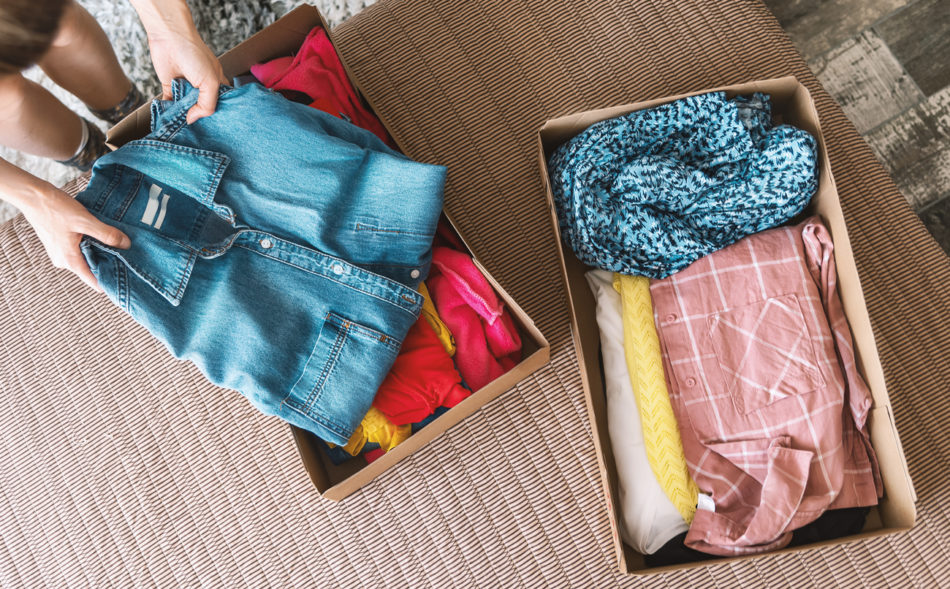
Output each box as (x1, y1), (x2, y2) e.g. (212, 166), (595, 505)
(650, 218), (882, 556)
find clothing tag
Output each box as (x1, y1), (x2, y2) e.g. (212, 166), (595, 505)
(141, 183), (170, 230)
(697, 493), (715, 512)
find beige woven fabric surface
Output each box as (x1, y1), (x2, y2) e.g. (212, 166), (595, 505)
(1, 0), (948, 586)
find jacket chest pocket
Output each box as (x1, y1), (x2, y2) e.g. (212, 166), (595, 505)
(706, 294), (825, 415)
(285, 312), (402, 444)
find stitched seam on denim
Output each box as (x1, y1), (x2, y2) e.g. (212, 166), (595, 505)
(169, 227), (237, 258)
(124, 240), (195, 301)
(303, 314), (349, 413)
(91, 168), (123, 212)
(345, 321), (403, 353)
(125, 138), (234, 221)
(354, 222), (431, 237)
(282, 403), (349, 440)
(155, 109), (188, 141)
(197, 244), (229, 257)
(171, 250), (197, 300)
(156, 112), (187, 141)
(113, 173), (143, 221)
(286, 324), (403, 441)
(204, 154), (232, 221)
(121, 263), (130, 314)
(285, 325), (324, 409)
(195, 230), (239, 257)
(360, 260), (427, 270)
(261, 239), (424, 307)
(168, 236), (203, 255)
(131, 139), (225, 159)
(233, 243), (420, 314)
(159, 84), (239, 137)
(150, 100), (163, 132)
(136, 250), (192, 301)
(114, 256), (128, 312)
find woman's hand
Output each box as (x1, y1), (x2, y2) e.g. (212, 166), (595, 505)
(130, 0), (227, 124)
(147, 27), (227, 124)
(20, 183), (130, 291)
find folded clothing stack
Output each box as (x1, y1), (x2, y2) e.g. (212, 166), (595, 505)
(247, 29), (524, 465)
(326, 234), (524, 465)
(550, 91), (881, 559)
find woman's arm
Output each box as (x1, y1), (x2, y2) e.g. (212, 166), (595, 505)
(2, 2), (222, 291)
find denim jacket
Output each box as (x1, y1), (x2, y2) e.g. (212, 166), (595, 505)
(78, 80), (447, 445)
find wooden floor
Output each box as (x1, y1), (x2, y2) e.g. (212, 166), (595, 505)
(764, 0), (950, 254)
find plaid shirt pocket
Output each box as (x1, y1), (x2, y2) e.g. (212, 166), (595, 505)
(707, 294), (825, 414)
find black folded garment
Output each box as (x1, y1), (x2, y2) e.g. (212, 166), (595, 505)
(644, 507), (870, 567)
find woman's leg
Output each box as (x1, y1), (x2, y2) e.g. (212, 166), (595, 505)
(37, 0), (131, 111)
(0, 73), (82, 160)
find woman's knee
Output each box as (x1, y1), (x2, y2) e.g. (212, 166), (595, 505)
(0, 74), (31, 119)
(50, 1), (82, 50)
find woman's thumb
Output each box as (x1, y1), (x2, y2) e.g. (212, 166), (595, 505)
(86, 219), (131, 249)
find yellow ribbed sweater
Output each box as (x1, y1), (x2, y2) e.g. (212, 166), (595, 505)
(614, 273), (698, 524)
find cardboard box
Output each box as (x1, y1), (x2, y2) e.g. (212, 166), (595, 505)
(108, 4), (550, 502)
(537, 77), (917, 574)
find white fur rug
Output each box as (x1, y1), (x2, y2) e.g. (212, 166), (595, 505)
(0, 0), (376, 224)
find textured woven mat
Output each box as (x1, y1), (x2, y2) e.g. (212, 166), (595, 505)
(1, 0), (948, 586)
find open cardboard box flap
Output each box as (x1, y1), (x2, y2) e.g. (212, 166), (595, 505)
(537, 76), (916, 575)
(107, 4), (550, 501)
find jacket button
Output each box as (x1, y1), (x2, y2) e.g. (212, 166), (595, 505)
(410, 269), (420, 279)
(260, 238), (273, 249)
(332, 263), (345, 275)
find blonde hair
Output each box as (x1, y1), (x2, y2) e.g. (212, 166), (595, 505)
(0, 0), (69, 74)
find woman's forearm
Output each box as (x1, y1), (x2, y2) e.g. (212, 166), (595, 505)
(0, 156), (57, 212)
(127, 0), (198, 42)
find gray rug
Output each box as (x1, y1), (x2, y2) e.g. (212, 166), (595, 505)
(0, 0), (375, 224)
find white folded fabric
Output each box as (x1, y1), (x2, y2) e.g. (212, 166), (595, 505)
(585, 269), (688, 554)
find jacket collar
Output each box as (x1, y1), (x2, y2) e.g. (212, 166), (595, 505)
(77, 137), (232, 306)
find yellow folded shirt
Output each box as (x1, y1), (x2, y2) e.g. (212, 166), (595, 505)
(420, 282), (456, 356)
(342, 407), (412, 456)
(614, 273), (698, 524)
